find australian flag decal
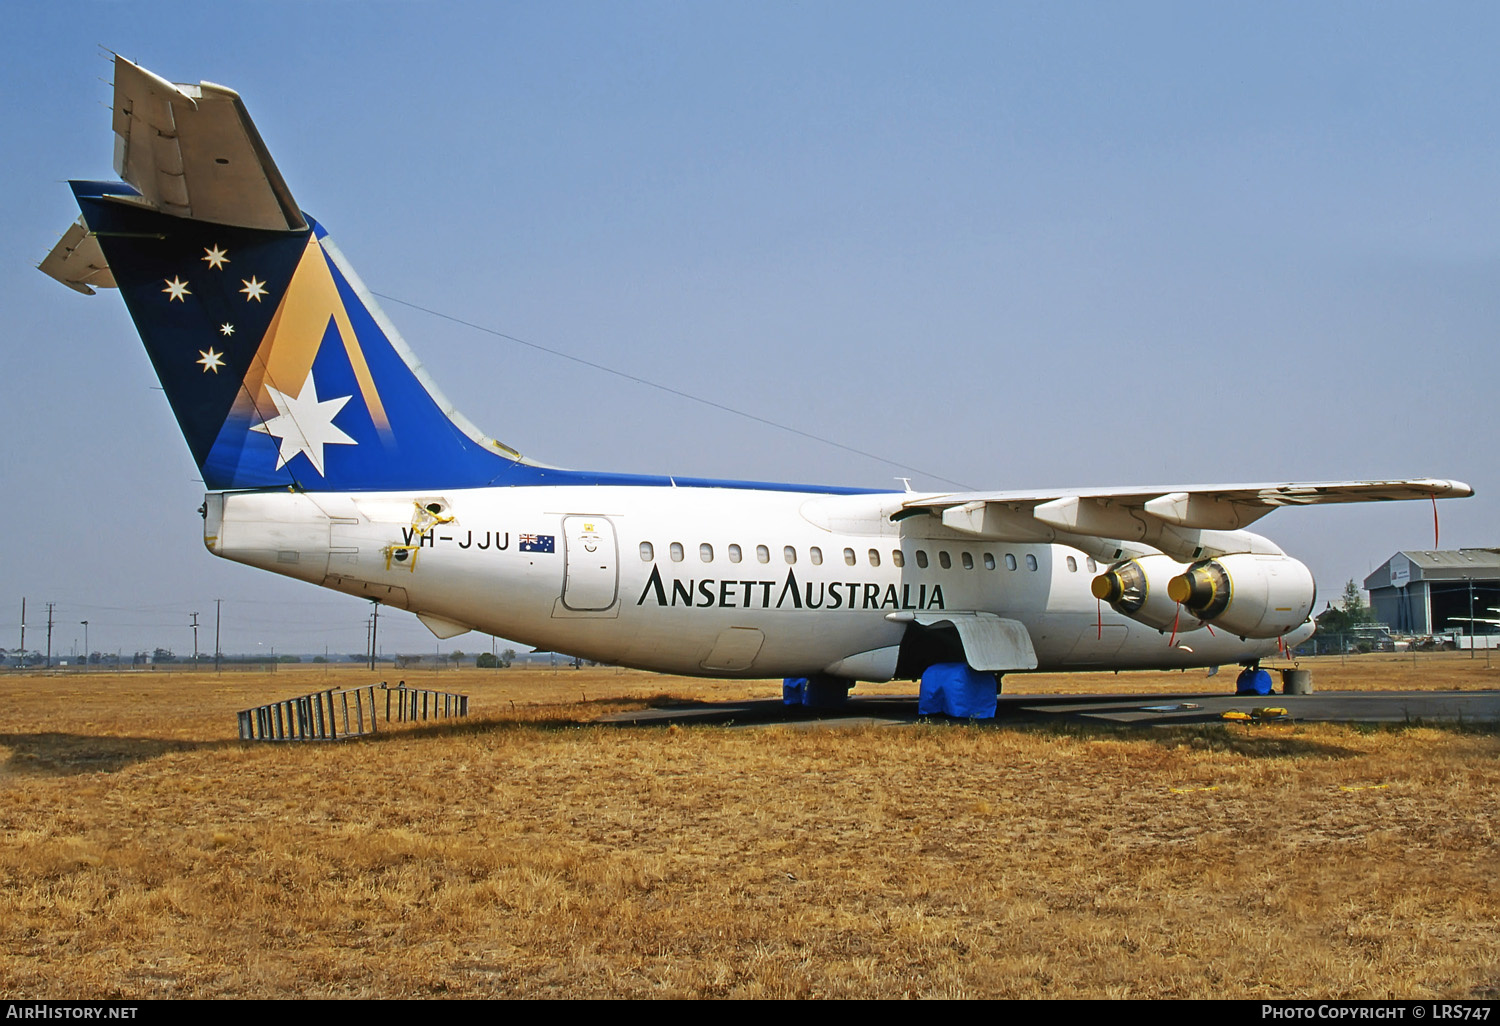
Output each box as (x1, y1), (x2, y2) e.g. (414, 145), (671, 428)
(519, 533), (555, 553)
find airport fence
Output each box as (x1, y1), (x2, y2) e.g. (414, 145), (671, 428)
(237, 680), (469, 741)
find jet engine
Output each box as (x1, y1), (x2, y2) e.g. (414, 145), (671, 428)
(1167, 554), (1316, 639)
(1090, 554), (1203, 633)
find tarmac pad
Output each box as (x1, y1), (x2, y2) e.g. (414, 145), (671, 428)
(594, 690), (1500, 729)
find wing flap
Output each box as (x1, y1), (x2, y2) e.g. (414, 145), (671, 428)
(111, 55), (304, 231)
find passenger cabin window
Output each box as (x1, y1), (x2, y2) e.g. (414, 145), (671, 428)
(892, 550), (905, 568)
(1087, 557), (1098, 573)
(844, 548), (856, 566)
(1066, 556), (1077, 572)
(1026, 553), (1038, 571)
(938, 551), (952, 570)
(915, 550), (929, 569)
(983, 553), (996, 570)
(756, 544), (770, 564)
(670, 542), (684, 562)
(700, 543), (714, 563)
(1005, 553), (1017, 571)
(728, 544), (742, 563)
(868, 549), (881, 567)
(961, 552), (974, 570)
(810, 546), (823, 565)
(784, 545), (797, 564)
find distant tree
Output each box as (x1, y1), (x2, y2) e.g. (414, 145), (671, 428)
(1341, 579), (1376, 625)
(1316, 580), (1378, 649)
(312, 655), (327, 663)
(502, 649), (516, 668)
(152, 647), (175, 663)
(449, 650), (465, 666)
(476, 652), (498, 669)
(278, 654), (301, 663)
(1317, 603), (1349, 634)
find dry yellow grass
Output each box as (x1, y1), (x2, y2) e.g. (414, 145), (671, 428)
(0, 658), (1495, 999)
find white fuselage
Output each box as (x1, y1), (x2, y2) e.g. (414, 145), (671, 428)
(203, 486), (1304, 678)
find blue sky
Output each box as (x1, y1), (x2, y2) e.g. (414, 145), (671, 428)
(2, 2), (1496, 659)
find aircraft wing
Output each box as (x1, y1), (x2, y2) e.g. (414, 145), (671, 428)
(896, 479), (1473, 563)
(109, 54), (304, 231)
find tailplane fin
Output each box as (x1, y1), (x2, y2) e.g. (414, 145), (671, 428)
(41, 56), (533, 492)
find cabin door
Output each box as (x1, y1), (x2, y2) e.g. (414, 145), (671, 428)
(560, 516), (619, 611)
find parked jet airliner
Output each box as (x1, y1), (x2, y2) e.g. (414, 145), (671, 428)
(41, 58), (1472, 695)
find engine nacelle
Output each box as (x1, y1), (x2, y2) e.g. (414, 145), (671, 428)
(1167, 554), (1316, 639)
(1090, 554), (1204, 633)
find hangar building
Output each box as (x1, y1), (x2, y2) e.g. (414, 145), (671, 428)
(1364, 549), (1500, 637)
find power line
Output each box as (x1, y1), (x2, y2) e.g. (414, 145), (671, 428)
(373, 291), (973, 491)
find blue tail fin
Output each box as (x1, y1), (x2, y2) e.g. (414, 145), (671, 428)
(67, 182), (528, 491)
(40, 56), (537, 492)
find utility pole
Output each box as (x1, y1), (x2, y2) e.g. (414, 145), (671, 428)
(214, 599), (222, 674)
(369, 601), (380, 671)
(18, 598), (25, 669)
(1468, 578), (1475, 661)
(191, 612), (200, 665)
(46, 602), (55, 669)
(80, 621), (89, 669)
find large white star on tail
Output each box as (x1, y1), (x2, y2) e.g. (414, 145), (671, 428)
(249, 372), (356, 477)
(197, 348), (225, 373)
(202, 245), (229, 269)
(240, 276), (268, 302)
(163, 276), (191, 301)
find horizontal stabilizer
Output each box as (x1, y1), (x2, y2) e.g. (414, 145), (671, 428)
(111, 55), (304, 231)
(38, 217), (115, 294)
